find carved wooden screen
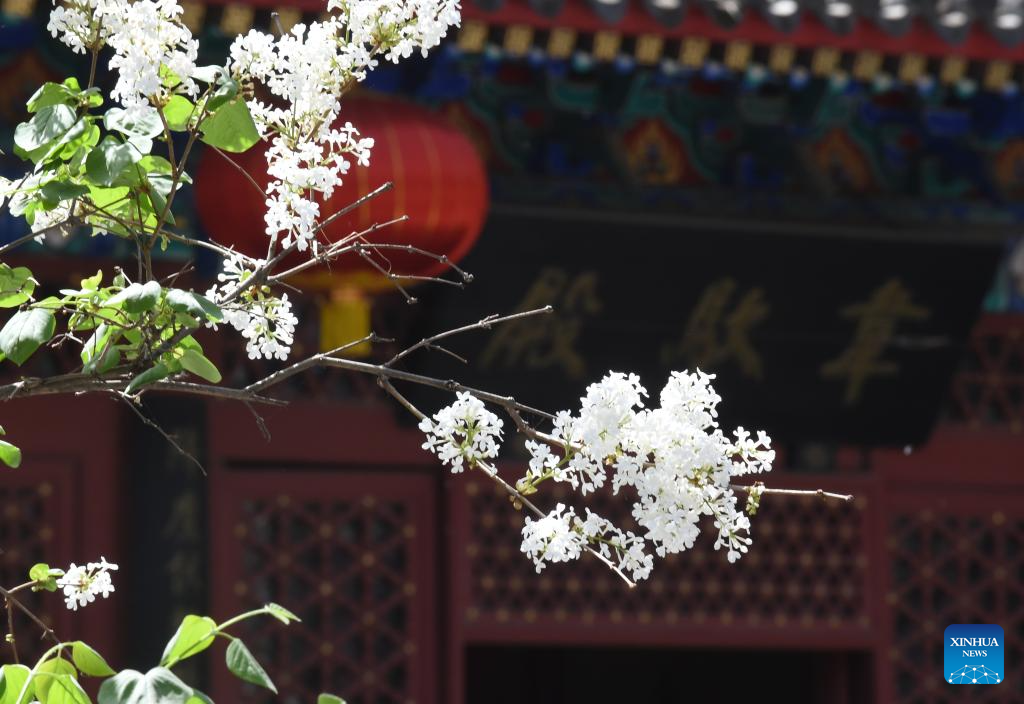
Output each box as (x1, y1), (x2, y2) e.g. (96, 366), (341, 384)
(948, 314), (1024, 429)
(0, 397), (122, 664)
(210, 468), (438, 704)
(877, 488), (1024, 703)
(446, 468), (874, 702)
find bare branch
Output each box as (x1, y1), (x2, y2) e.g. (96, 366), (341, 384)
(0, 217), (81, 257)
(387, 307), (553, 368)
(116, 394), (206, 474)
(0, 586), (58, 647)
(731, 485), (854, 503)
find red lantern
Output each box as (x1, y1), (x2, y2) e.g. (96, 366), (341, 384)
(194, 94), (489, 354)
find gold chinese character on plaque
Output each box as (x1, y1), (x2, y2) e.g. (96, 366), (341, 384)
(662, 277), (769, 380)
(821, 278), (930, 405)
(480, 268), (601, 380)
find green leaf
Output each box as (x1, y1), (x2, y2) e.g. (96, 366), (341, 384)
(183, 691), (212, 704)
(14, 104), (76, 154)
(33, 297), (63, 311)
(125, 363), (169, 394)
(97, 668), (192, 704)
(40, 675), (90, 704)
(81, 324), (117, 370)
(87, 185), (130, 211)
(72, 641), (115, 678)
(86, 136), (142, 187)
(265, 603), (301, 625)
(199, 98), (259, 153)
(81, 270), (103, 291)
(205, 79), (239, 113)
(179, 349), (220, 383)
(26, 82), (76, 113)
(108, 281), (161, 315)
(224, 640), (275, 693)
(82, 87), (103, 109)
(162, 97), (195, 131)
(28, 562), (60, 591)
(160, 615), (217, 667)
(35, 659), (75, 704)
(40, 181), (90, 208)
(56, 122), (100, 161)
(0, 308), (56, 365)
(0, 664), (34, 704)
(164, 290), (222, 322)
(105, 106), (164, 139)
(0, 265), (36, 308)
(317, 695), (346, 704)
(0, 440), (22, 469)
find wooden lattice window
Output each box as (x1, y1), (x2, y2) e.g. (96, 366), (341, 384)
(210, 470), (438, 704)
(884, 505), (1024, 703)
(451, 472), (871, 642)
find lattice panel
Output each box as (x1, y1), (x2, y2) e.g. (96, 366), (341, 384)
(0, 469), (73, 665)
(211, 472), (437, 704)
(948, 315), (1024, 430)
(457, 475), (870, 638)
(886, 507), (1024, 703)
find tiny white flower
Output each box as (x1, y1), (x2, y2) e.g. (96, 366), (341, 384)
(56, 557), (119, 611)
(419, 392), (503, 473)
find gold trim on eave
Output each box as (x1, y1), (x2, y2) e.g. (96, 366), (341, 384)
(504, 24), (534, 57)
(769, 44), (796, 73)
(985, 60), (1013, 91)
(2, 0), (34, 18)
(458, 20), (489, 53)
(635, 34), (663, 65)
(547, 27), (577, 60)
(898, 53), (926, 83)
(220, 4), (254, 36)
(680, 37), (710, 68)
(724, 41), (752, 71)
(592, 31), (621, 61)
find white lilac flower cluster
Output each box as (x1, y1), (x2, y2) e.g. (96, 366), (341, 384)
(420, 370), (775, 581)
(56, 557), (119, 611)
(419, 392), (503, 473)
(206, 253), (298, 361)
(48, 0), (198, 106)
(520, 504), (653, 582)
(227, 1), (460, 254)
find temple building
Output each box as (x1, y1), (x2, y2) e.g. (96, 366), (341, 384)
(1, 1), (1023, 702)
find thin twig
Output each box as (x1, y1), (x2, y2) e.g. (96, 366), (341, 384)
(211, 146), (268, 199)
(732, 485), (854, 502)
(5, 595), (17, 663)
(0, 217), (81, 257)
(0, 586), (58, 646)
(245, 334), (386, 393)
(387, 307), (553, 367)
(116, 395), (206, 474)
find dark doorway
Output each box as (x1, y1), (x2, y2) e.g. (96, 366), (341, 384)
(466, 645), (873, 703)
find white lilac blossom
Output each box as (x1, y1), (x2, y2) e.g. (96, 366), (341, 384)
(520, 503), (584, 572)
(48, 0), (198, 105)
(56, 557), (118, 611)
(206, 253), (298, 361)
(47, 0), (128, 55)
(421, 370), (775, 581)
(418, 392), (503, 473)
(227, 1), (460, 254)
